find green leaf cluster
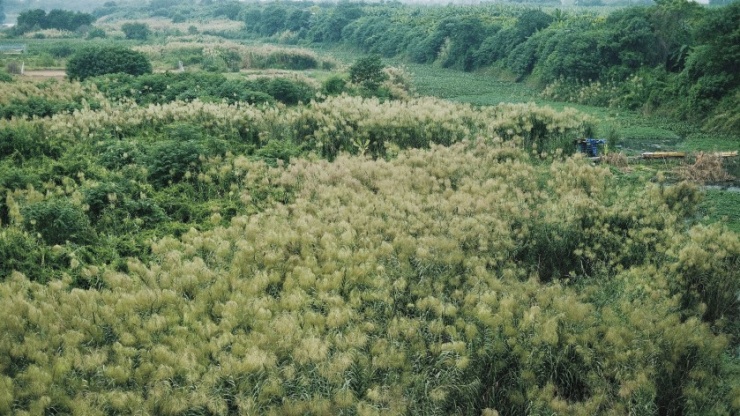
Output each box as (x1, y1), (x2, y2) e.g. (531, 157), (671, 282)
(66, 46), (152, 81)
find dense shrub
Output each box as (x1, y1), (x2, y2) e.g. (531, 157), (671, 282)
(350, 55), (388, 91)
(0, 228), (68, 282)
(0, 97), (82, 119)
(121, 22), (151, 40)
(21, 199), (96, 245)
(146, 140), (203, 188)
(87, 27), (106, 39)
(92, 72), (300, 106)
(0, 124), (63, 159)
(66, 46), (152, 81)
(214, 80), (275, 105)
(322, 75), (347, 96)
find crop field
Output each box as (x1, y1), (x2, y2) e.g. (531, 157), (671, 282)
(0, 1), (739, 415)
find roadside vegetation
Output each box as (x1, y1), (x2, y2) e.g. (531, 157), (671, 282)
(0, 1), (738, 415)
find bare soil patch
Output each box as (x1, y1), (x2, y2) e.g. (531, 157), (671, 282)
(22, 70), (66, 80)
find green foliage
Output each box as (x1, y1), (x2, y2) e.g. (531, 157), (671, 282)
(310, 2), (364, 43)
(214, 80), (275, 106)
(0, 96), (83, 119)
(14, 8), (95, 34)
(322, 75), (347, 96)
(0, 228), (68, 282)
(0, 124), (63, 159)
(227, 1), (740, 132)
(678, 2), (740, 122)
(350, 55), (388, 91)
(146, 139), (203, 189)
(255, 139), (302, 166)
(258, 77), (314, 105)
(477, 9), (554, 68)
(21, 199), (96, 246)
(86, 27), (106, 39)
(66, 46), (152, 81)
(92, 72), (306, 106)
(121, 22), (151, 40)
(260, 50), (319, 70)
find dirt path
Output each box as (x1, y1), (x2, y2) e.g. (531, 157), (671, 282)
(22, 70), (67, 80)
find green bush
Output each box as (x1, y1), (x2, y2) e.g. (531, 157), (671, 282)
(97, 140), (142, 170)
(146, 140), (202, 188)
(87, 27), (106, 39)
(201, 54), (228, 73)
(21, 199), (96, 246)
(0, 97), (82, 120)
(0, 228), (68, 282)
(66, 46), (152, 81)
(214, 80), (275, 105)
(350, 55), (388, 90)
(255, 139), (302, 166)
(258, 77), (314, 105)
(121, 22), (151, 40)
(261, 50), (318, 70)
(0, 124), (62, 159)
(322, 75), (347, 96)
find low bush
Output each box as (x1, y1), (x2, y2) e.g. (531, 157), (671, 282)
(21, 199), (96, 246)
(67, 46), (152, 81)
(146, 140), (203, 189)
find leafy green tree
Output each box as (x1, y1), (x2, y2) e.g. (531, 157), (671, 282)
(241, 7), (262, 32)
(121, 22), (151, 40)
(14, 9), (94, 33)
(286, 9), (311, 32)
(437, 16), (488, 71)
(259, 4), (287, 36)
(350, 55), (388, 90)
(310, 2), (363, 42)
(475, 9), (553, 67)
(596, 7), (663, 79)
(650, 0), (705, 71)
(67, 46), (152, 80)
(212, 0), (243, 20)
(681, 1), (740, 114)
(15, 9), (46, 32)
(537, 29), (605, 82)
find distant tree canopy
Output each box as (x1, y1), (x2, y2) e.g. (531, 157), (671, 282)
(121, 22), (151, 40)
(0, 0), (5, 24)
(224, 0), (739, 131)
(66, 46), (152, 81)
(15, 8), (95, 33)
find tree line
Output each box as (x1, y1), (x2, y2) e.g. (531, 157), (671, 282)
(13, 8), (94, 34)
(126, 0), (735, 132)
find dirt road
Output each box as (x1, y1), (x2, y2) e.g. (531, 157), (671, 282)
(21, 70), (66, 80)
